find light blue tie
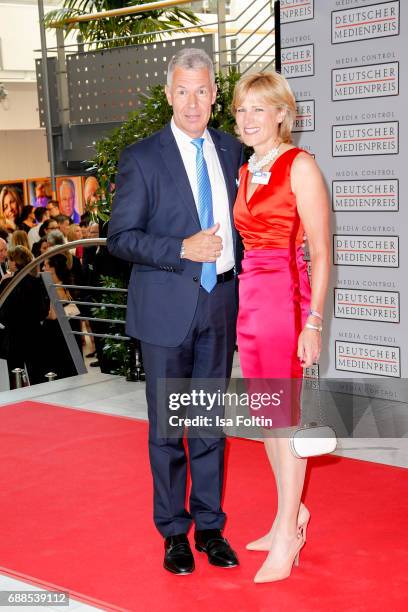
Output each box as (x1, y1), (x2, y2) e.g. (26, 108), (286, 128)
(191, 137), (217, 293)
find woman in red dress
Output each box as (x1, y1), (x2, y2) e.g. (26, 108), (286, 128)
(232, 72), (330, 582)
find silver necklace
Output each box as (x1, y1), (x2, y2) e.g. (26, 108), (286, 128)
(248, 142), (281, 174)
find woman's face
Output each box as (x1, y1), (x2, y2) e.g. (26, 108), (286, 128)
(36, 184), (46, 197)
(235, 91), (286, 155)
(2, 193), (18, 220)
(40, 240), (49, 255)
(74, 225), (82, 240)
(80, 225), (89, 239)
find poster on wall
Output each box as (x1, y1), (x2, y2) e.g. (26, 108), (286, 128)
(82, 175), (100, 212)
(280, 0), (406, 395)
(55, 176), (84, 223)
(27, 177), (53, 208)
(0, 179), (27, 230)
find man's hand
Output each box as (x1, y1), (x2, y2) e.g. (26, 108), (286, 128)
(182, 223), (222, 262)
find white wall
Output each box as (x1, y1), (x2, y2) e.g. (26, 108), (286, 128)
(0, 82), (40, 129)
(0, 1), (63, 80)
(0, 129), (50, 180)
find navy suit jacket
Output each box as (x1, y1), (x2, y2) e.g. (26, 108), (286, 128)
(107, 123), (244, 347)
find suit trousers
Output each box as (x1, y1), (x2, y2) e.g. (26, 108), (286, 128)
(141, 279), (237, 537)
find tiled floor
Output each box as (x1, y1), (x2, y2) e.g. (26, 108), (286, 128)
(1, 355), (406, 610)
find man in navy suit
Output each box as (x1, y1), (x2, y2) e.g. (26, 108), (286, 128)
(107, 48), (243, 575)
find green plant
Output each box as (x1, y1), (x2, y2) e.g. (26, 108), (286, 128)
(44, 0), (200, 48)
(87, 69), (242, 222)
(91, 275), (130, 376)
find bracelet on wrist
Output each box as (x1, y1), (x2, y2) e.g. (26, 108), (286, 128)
(305, 322), (322, 332)
(308, 309), (323, 320)
(180, 243), (186, 259)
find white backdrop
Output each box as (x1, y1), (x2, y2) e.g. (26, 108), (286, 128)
(280, 0), (406, 396)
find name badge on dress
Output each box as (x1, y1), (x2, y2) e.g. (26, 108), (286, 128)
(251, 171), (271, 185)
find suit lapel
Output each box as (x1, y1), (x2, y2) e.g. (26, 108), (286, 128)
(209, 128), (236, 221)
(208, 128), (241, 266)
(159, 124), (200, 227)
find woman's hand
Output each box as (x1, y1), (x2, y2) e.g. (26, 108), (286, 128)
(297, 327), (321, 368)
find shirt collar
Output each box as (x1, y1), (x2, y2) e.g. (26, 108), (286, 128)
(171, 117), (213, 150)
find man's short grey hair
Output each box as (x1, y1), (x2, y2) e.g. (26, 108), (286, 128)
(46, 229), (65, 247)
(167, 48), (215, 87)
(59, 178), (75, 192)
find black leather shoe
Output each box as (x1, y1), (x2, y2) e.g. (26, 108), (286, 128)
(195, 529), (239, 568)
(164, 534), (195, 575)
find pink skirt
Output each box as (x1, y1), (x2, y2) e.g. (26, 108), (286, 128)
(237, 247), (311, 428)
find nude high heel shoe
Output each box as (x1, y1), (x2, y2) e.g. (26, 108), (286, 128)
(246, 503), (310, 551)
(253, 534), (305, 583)
(297, 504), (310, 542)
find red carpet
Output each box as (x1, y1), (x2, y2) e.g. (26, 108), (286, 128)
(0, 401), (407, 612)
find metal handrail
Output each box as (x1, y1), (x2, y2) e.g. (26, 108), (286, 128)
(71, 331), (130, 341)
(55, 283), (127, 293)
(0, 238), (107, 308)
(36, 24), (273, 55)
(46, 0), (258, 31)
(66, 315), (126, 325)
(231, 26), (275, 68)
(36, 17), (273, 55)
(224, 0), (276, 74)
(57, 300), (127, 308)
(36, 25), (210, 53)
(240, 42), (276, 75)
(226, 0), (272, 45)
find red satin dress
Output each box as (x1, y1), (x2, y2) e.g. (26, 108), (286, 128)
(234, 148), (311, 426)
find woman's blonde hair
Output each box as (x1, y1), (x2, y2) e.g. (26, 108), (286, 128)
(66, 223), (80, 243)
(8, 245), (33, 270)
(10, 229), (30, 250)
(231, 71), (296, 144)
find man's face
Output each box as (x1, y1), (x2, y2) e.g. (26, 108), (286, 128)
(59, 219), (70, 236)
(45, 220), (58, 234)
(47, 203), (60, 217)
(84, 177), (100, 208)
(80, 225), (89, 239)
(165, 67), (216, 139)
(0, 240), (7, 262)
(59, 183), (75, 217)
(88, 223), (99, 239)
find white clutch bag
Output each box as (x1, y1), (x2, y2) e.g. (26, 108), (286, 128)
(289, 378), (337, 459)
(289, 424), (337, 459)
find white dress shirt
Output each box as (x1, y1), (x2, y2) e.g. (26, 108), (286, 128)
(171, 118), (234, 275)
(0, 262), (7, 278)
(27, 224), (42, 249)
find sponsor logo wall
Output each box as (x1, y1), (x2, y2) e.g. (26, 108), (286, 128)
(280, 0), (406, 389)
